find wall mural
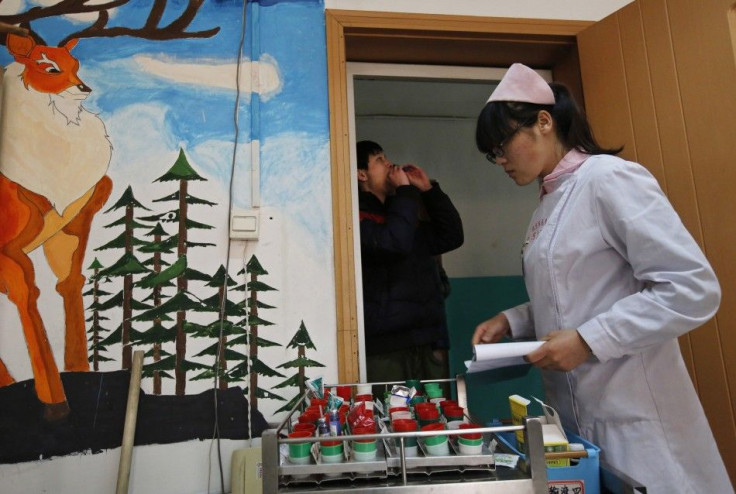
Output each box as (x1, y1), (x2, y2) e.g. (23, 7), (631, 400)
(0, 0), (333, 464)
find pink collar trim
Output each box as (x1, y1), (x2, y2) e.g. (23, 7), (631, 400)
(540, 148), (590, 196)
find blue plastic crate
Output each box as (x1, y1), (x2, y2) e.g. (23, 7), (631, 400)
(496, 429), (600, 494)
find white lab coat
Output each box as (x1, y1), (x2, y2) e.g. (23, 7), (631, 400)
(503, 155), (732, 494)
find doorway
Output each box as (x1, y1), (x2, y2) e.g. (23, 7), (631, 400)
(348, 62), (547, 381)
(326, 9), (587, 384)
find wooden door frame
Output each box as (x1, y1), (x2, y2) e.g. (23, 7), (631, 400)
(325, 9), (593, 382)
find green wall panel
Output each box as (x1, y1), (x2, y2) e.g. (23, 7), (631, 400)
(445, 276), (545, 422)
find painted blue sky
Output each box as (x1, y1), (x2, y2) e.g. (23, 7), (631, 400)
(1, 0), (331, 249)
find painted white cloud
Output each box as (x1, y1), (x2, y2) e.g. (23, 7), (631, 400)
(0, 0), (23, 15)
(106, 102), (177, 184)
(133, 53), (282, 100)
(102, 100), (330, 262)
(104, 102), (245, 208)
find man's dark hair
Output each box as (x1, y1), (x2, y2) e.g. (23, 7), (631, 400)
(356, 140), (383, 170)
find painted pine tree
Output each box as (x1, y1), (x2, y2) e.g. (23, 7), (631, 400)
(135, 222), (177, 394)
(188, 265), (247, 390)
(132, 256), (211, 394)
(274, 320), (325, 413)
(229, 255), (284, 410)
(94, 185), (153, 370)
(84, 258), (114, 370)
(142, 147), (217, 395)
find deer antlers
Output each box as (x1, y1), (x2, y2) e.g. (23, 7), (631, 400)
(1, 0), (219, 46)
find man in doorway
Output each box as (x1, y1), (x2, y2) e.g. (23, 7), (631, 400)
(356, 140), (464, 396)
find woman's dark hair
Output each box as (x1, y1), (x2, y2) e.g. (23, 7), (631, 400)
(356, 140), (383, 170)
(475, 82), (623, 156)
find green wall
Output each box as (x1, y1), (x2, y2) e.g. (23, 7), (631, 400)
(445, 276), (545, 422)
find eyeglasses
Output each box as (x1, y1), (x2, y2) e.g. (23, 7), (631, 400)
(485, 121), (529, 164)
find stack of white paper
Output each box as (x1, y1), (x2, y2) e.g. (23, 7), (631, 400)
(464, 341), (544, 374)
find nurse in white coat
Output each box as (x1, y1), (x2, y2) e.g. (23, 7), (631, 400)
(472, 63), (732, 494)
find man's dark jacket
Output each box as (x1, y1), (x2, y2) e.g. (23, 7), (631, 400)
(359, 182), (464, 356)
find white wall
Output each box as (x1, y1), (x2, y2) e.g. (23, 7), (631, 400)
(0, 439), (255, 494)
(325, 0), (634, 21)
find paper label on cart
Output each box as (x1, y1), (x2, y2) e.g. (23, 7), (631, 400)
(532, 396), (567, 441)
(493, 453), (519, 468)
(489, 437), (498, 453)
(548, 480), (584, 493)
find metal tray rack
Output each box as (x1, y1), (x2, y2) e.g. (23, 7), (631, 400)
(261, 377), (549, 493)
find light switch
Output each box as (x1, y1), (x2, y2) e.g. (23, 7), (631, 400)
(230, 208), (259, 239)
(233, 215), (257, 232)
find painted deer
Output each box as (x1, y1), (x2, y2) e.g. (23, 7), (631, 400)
(0, 33), (113, 419)
(0, 2), (217, 419)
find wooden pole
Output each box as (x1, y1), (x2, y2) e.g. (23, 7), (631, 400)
(116, 350), (144, 494)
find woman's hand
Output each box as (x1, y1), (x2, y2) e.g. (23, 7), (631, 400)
(524, 329), (592, 372)
(471, 313), (511, 345)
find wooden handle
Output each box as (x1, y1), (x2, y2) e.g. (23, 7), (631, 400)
(115, 350), (145, 494)
(544, 449), (589, 460)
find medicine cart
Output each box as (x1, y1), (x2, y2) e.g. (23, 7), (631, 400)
(260, 376), (549, 493)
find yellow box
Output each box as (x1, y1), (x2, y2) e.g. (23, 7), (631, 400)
(508, 394), (530, 447)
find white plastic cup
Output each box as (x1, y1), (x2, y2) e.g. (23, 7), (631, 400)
(446, 420), (465, 430)
(458, 442), (483, 455)
(353, 449), (378, 462)
(321, 452), (344, 464)
(424, 440), (450, 456)
(288, 455), (311, 465)
(404, 445), (419, 457)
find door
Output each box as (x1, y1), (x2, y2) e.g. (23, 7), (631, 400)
(577, 0), (736, 480)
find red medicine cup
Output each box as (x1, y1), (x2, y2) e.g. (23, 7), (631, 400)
(392, 418), (419, 447)
(298, 410), (321, 425)
(414, 402), (436, 413)
(439, 399), (458, 411)
(392, 418), (418, 433)
(354, 393), (373, 404)
(310, 397), (328, 407)
(293, 422), (317, 434)
(352, 424), (377, 442)
(443, 405), (465, 421)
(335, 386), (352, 402)
(459, 422), (483, 440)
(416, 406), (439, 420)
